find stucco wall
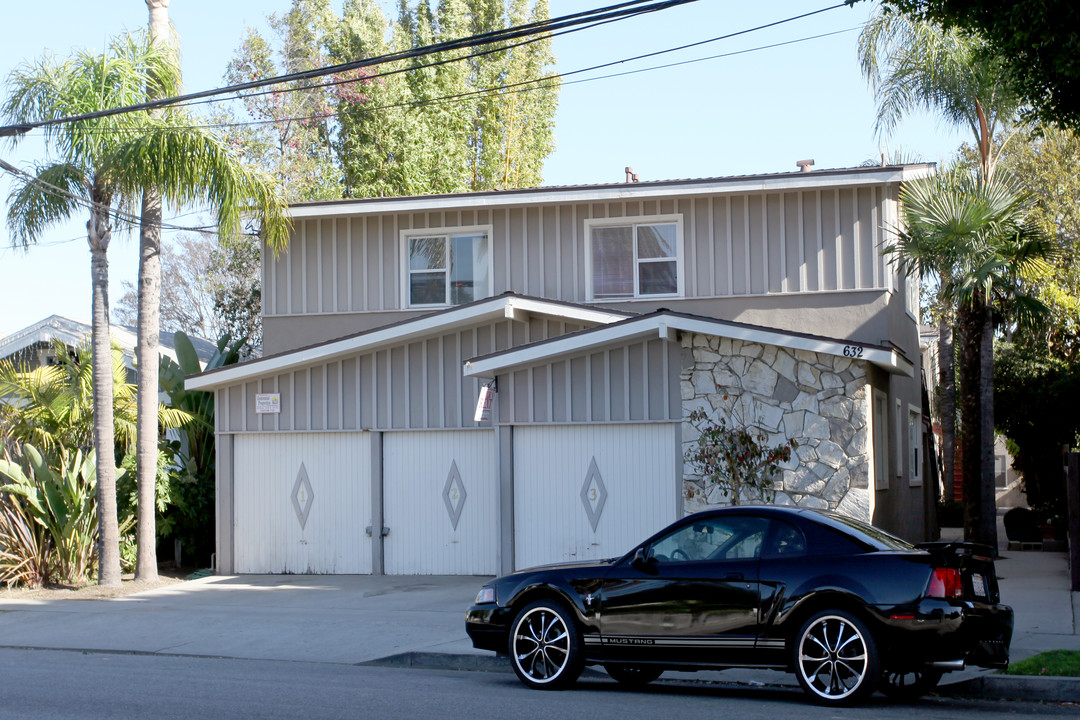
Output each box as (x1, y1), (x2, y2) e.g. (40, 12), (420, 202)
(680, 333), (872, 522)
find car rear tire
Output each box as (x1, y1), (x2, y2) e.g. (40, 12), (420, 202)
(879, 668), (942, 700)
(794, 610), (880, 705)
(604, 664), (664, 687)
(510, 600), (584, 690)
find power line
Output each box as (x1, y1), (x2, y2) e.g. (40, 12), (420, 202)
(45, 4), (853, 138)
(0, 0), (702, 138)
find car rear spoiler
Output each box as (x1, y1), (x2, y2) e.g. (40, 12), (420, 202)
(914, 541), (996, 563)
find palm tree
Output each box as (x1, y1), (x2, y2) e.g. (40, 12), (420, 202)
(131, 1), (290, 581)
(888, 171), (1053, 549)
(3, 36), (184, 586)
(859, 8), (1021, 531)
(4, 33), (291, 584)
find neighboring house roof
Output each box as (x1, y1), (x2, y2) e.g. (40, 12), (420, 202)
(288, 164), (936, 218)
(185, 293), (632, 391)
(464, 309), (914, 379)
(0, 315), (218, 369)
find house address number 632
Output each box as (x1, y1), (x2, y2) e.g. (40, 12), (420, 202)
(842, 345), (865, 358)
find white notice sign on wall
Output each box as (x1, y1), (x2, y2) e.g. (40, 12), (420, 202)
(255, 393), (281, 414)
(473, 385), (494, 423)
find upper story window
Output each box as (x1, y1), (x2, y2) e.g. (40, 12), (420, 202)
(585, 216), (683, 301)
(403, 226), (492, 307)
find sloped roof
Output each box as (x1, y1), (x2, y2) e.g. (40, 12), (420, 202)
(184, 293), (632, 391)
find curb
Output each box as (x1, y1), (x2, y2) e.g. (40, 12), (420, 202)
(939, 674), (1080, 703)
(366, 652), (1079, 704)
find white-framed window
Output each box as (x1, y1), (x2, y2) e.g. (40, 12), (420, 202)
(584, 215), (683, 301)
(872, 388), (889, 490)
(401, 225), (492, 307)
(895, 398), (903, 478)
(908, 404), (922, 487)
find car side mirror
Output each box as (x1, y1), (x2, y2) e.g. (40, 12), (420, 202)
(631, 547), (658, 574)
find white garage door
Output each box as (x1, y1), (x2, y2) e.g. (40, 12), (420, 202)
(383, 430), (496, 575)
(513, 423), (679, 570)
(233, 433), (372, 574)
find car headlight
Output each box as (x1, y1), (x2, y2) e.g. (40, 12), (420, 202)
(475, 587), (496, 604)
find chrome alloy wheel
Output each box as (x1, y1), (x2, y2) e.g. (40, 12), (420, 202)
(796, 612), (878, 704)
(511, 602), (580, 689)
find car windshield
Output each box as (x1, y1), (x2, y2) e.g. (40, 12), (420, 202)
(816, 512), (914, 551)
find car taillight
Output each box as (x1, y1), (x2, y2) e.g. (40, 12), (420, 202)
(927, 567), (963, 598)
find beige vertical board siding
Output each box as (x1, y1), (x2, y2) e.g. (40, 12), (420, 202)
(233, 432), (371, 574)
(513, 423), (678, 569)
(382, 430), (496, 574)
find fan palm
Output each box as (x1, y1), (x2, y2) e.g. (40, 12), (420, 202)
(859, 6), (1021, 521)
(3, 33), (290, 583)
(888, 171), (1053, 547)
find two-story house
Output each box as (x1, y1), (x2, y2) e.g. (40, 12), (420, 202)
(187, 164), (936, 576)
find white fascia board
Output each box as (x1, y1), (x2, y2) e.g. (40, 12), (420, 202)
(184, 296), (628, 390)
(289, 167), (934, 220)
(464, 314), (913, 379)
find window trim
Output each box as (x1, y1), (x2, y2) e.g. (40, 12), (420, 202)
(399, 224), (494, 308)
(908, 403), (922, 487)
(583, 214), (684, 302)
(872, 388), (889, 490)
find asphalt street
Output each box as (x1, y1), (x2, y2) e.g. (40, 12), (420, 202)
(0, 648), (1075, 720)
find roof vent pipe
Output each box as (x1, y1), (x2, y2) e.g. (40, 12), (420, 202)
(625, 166), (640, 183)
(796, 159), (815, 172)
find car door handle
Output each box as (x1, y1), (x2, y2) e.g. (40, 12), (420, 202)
(724, 572), (744, 580)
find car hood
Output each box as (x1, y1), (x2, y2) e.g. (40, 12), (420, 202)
(508, 557), (616, 576)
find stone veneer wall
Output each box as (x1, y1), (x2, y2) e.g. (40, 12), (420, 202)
(680, 334), (872, 522)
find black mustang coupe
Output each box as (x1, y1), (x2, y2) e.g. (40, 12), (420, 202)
(466, 506), (1012, 705)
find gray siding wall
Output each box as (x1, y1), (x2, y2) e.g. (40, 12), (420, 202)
(215, 316), (590, 433)
(494, 337), (682, 425)
(263, 185), (907, 354)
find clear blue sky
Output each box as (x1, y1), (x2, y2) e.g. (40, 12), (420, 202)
(0, 0), (963, 337)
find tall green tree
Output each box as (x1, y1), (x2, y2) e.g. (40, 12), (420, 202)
(877, 1), (1080, 131)
(3, 35), (182, 586)
(888, 171), (1053, 548)
(858, 6), (1020, 519)
(223, 0), (559, 200)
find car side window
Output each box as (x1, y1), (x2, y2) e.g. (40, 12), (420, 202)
(763, 521), (807, 559)
(649, 516), (769, 563)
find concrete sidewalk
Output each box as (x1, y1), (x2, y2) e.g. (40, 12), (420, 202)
(0, 544), (1076, 702)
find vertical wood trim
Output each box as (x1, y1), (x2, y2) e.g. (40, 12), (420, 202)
(262, 241), (272, 317)
(585, 355), (593, 422)
(662, 339), (671, 419)
(356, 355), (363, 429)
(306, 368), (313, 430)
(338, 359), (345, 428)
(853, 186), (862, 289)
(872, 186), (881, 288)
(345, 217), (352, 312)
(779, 193), (788, 292)
(604, 349), (612, 422)
(317, 222), (323, 313)
(330, 219), (337, 311)
(643, 341), (651, 419)
(241, 384), (248, 432)
(323, 362), (330, 429)
(422, 340), (430, 428)
(504, 209), (512, 292)
(405, 343), (412, 428)
(743, 197), (751, 293)
(726, 196), (734, 294)
(798, 192), (806, 292)
(361, 216), (369, 312)
(707, 197), (715, 296)
(386, 349), (393, 429)
(817, 190), (825, 291)
(538, 204), (545, 297)
(378, 216), (386, 311)
(555, 206), (563, 299)
(761, 195), (769, 292)
(834, 190), (842, 289)
(689, 198), (697, 296)
(572, 205), (580, 302)
(623, 347), (631, 420)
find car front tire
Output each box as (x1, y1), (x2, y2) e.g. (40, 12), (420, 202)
(794, 610), (880, 705)
(510, 600), (584, 690)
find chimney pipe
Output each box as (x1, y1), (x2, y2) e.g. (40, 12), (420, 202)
(625, 166), (639, 183)
(796, 159), (815, 172)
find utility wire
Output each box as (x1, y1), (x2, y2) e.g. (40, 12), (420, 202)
(0, 0), (702, 137)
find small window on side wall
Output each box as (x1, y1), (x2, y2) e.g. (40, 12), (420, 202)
(586, 217), (682, 300)
(404, 227), (491, 307)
